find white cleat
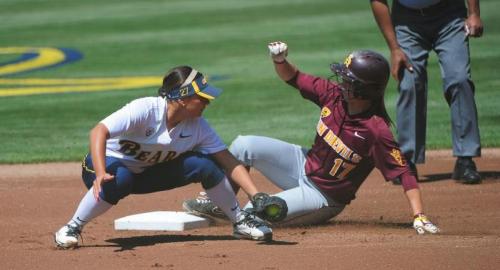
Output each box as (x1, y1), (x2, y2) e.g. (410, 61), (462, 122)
(54, 224), (81, 248)
(413, 215), (440, 235)
(233, 211), (272, 241)
(414, 223), (439, 235)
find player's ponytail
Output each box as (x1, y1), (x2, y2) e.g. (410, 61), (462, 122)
(158, 66), (203, 99)
(372, 97), (392, 126)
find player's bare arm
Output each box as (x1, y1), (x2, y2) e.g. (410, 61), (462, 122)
(211, 149), (288, 222)
(211, 149), (258, 198)
(465, 0), (483, 37)
(370, 0), (413, 80)
(405, 187), (439, 234)
(89, 123), (115, 201)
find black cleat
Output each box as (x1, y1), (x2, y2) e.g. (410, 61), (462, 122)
(183, 192), (230, 224)
(452, 157), (481, 184)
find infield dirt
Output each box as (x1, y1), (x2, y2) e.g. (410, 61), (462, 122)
(1, 149), (499, 269)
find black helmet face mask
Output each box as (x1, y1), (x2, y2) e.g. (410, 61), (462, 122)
(331, 74), (357, 99)
(330, 61), (365, 99)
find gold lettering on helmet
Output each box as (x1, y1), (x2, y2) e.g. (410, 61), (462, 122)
(390, 149), (406, 166)
(344, 54), (353, 68)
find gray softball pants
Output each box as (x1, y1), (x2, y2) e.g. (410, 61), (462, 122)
(230, 135), (345, 227)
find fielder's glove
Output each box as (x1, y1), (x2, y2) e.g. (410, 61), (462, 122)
(250, 192), (288, 223)
(267, 41), (288, 63)
(413, 213), (440, 235)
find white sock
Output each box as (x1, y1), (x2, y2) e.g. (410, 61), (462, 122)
(205, 177), (241, 223)
(67, 189), (113, 229)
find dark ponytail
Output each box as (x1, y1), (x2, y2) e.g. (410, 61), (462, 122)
(372, 96), (393, 126)
(158, 66), (203, 98)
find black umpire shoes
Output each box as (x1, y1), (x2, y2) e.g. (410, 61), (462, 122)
(452, 157), (481, 185)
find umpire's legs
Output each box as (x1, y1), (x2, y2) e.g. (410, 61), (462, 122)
(435, 18), (481, 157)
(395, 24), (432, 164)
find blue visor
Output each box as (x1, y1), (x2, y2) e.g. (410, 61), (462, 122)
(165, 76), (222, 100)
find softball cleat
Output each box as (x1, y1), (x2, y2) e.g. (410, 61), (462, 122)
(54, 224), (81, 248)
(233, 211), (273, 241)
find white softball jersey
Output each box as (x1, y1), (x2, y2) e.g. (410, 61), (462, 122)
(100, 97), (226, 173)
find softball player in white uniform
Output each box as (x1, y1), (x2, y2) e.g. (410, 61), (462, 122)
(54, 66), (272, 248)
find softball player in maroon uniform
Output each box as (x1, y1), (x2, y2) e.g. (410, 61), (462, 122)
(184, 42), (439, 234)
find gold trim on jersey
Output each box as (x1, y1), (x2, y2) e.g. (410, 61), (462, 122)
(81, 154), (95, 173)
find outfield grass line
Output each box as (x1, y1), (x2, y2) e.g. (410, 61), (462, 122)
(0, 0), (498, 162)
(2, 148), (499, 166)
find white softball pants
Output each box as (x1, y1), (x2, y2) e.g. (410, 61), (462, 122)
(229, 135), (345, 227)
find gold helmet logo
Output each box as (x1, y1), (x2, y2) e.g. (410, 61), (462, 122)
(344, 53), (353, 68)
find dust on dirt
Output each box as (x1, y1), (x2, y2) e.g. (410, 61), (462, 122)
(1, 150), (499, 269)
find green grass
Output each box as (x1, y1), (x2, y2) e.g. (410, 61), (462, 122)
(0, 0), (499, 163)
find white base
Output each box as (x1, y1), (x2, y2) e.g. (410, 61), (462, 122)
(114, 211), (210, 231)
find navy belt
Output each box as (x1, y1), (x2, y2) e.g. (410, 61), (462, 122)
(397, 0), (448, 16)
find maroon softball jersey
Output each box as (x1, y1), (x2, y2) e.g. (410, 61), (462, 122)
(294, 72), (417, 204)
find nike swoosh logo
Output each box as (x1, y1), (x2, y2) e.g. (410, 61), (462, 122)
(354, 131), (366, 140)
(76, 217), (87, 223)
(179, 133), (192, 138)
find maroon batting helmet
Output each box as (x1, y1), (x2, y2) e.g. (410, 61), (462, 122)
(330, 50), (390, 100)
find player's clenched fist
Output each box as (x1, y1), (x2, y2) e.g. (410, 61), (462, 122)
(413, 213), (440, 235)
(268, 41), (288, 63)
